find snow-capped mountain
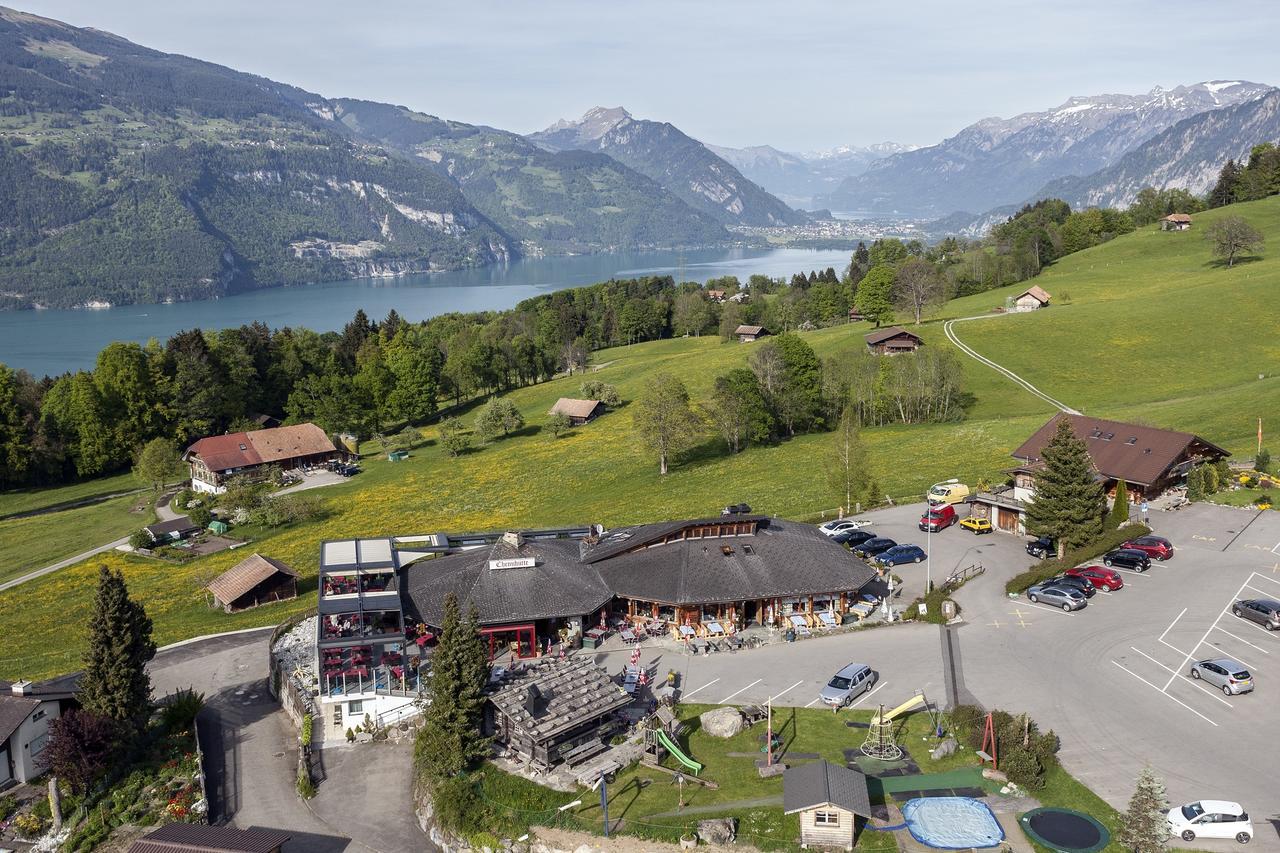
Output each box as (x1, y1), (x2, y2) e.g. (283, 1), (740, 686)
(823, 81), (1275, 217)
(706, 142), (914, 208)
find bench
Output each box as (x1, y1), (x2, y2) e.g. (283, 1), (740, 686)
(561, 738), (607, 767)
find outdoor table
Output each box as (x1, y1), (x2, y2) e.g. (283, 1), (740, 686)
(620, 628), (637, 644)
(586, 627), (607, 639)
(818, 611), (838, 628)
(690, 638), (708, 654)
(705, 620), (724, 636)
(678, 625), (696, 638)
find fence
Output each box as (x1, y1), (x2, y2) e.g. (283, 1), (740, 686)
(192, 711), (211, 824)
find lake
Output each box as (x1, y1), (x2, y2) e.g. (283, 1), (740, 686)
(0, 247), (856, 377)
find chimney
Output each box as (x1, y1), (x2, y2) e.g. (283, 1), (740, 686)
(11, 679), (32, 696)
(502, 531), (524, 548)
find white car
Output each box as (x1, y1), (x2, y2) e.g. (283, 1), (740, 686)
(818, 519), (872, 536)
(1167, 801), (1253, 844)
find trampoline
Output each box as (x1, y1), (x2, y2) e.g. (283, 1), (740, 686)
(1020, 807), (1111, 853)
(901, 797), (1005, 849)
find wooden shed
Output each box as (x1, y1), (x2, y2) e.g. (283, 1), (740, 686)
(1160, 213), (1193, 231)
(864, 326), (923, 355)
(1013, 285), (1051, 312)
(549, 397), (605, 426)
(734, 324), (768, 343)
(783, 760), (873, 850)
(207, 553), (299, 613)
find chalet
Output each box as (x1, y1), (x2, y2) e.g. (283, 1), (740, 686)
(549, 397), (605, 426)
(971, 413), (1230, 534)
(734, 324), (768, 343)
(727, 291), (750, 304)
(848, 307), (866, 322)
(706, 289), (727, 303)
(1013, 285), (1051, 312)
(128, 825), (291, 853)
(864, 326), (923, 354)
(207, 554), (299, 613)
(144, 515), (202, 544)
(784, 760), (873, 850)
(1161, 213), (1193, 231)
(184, 423), (340, 494)
(0, 673), (80, 789)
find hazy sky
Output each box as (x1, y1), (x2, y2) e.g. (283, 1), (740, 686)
(17, 0), (1280, 151)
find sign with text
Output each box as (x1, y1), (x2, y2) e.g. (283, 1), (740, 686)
(489, 558), (537, 570)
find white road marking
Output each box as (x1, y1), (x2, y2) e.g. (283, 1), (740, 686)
(1224, 607), (1280, 639)
(717, 679), (762, 704)
(1164, 576), (1254, 691)
(1021, 601), (1077, 615)
(766, 680), (805, 704)
(849, 680), (889, 708)
(1111, 660), (1217, 727)
(1210, 625), (1269, 656)
(681, 678), (719, 699)
(1129, 647), (1234, 707)
(1159, 607), (1188, 643)
(1271, 540), (1280, 556)
(1250, 571), (1280, 589)
(805, 697), (821, 708)
(1244, 584), (1280, 600)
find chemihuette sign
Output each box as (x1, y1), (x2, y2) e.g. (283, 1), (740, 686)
(490, 558), (537, 570)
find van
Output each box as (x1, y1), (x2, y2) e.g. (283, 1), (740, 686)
(927, 483), (970, 506)
(919, 504), (957, 532)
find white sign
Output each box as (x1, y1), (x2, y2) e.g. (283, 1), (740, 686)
(490, 558), (536, 570)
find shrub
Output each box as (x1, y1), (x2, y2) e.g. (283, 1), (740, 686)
(1006, 524), (1151, 594)
(301, 713), (313, 746)
(296, 767), (315, 800)
(160, 689), (205, 734)
(128, 529), (152, 550)
(1256, 448), (1271, 473)
(0, 794), (15, 822)
(430, 776), (487, 837)
(14, 812), (44, 836)
(187, 504), (212, 527)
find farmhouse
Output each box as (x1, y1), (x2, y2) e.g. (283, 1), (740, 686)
(549, 397), (605, 426)
(971, 413), (1230, 534)
(705, 289), (726, 303)
(864, 326), (923, 354)
(783, 759), (873, 850)
(1013, 285), (1051, 312)
(0, 673), (80, 788)
(184, 423), (340, 494)
(848, 307), (865, 322)
(1161, 213), (1193, 231)
(207, 553), (299, 613)
(734, 324), (767, 342)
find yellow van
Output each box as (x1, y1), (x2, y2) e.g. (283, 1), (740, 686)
(926, 483), (970, 506)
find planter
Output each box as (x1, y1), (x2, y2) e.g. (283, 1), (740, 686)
(680, 835), (698, 849)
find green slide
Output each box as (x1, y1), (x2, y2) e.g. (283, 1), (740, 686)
(655, 729), (703, 773)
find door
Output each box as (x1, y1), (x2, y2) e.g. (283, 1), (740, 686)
(996, 507), (1018, 533)
(0, 744), (11, 787)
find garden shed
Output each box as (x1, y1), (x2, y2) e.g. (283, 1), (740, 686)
(783, 759), (873, 850)
(207, 553), (300, 613)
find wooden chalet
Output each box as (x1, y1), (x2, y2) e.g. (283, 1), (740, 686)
(207, 554), (299, 613)
(184, 423), (339, 494)
(549, 397), (605, 426)
(1161, 213), (1193, 231)
(1013, 285), (1051, 311)
(734, 324), (767, 343)
(128, 824), (291, 853)
(864, 326), (923, 354)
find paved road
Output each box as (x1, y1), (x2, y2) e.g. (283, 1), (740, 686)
(943, 315), (1080, 414)
(0, 534), (131, 593)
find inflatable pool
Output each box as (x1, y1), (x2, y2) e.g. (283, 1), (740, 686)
(901, 797), (1005, 849)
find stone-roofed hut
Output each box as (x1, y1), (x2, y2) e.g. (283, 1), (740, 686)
(207, 553), (299, 612)
(783, 759), (873, 850)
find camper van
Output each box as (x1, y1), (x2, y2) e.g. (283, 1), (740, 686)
(926, 483), (970, 506)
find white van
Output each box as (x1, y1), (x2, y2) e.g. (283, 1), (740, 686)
(927, 483), (970, 506)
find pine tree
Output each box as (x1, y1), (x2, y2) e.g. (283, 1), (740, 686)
(1208, 159), (1241, 209)
(78, 565), (157, 736)
(1024, 418), (1105, 558)
(415, 594), (491, 783)
(1119, 767), (1170, 852)
(1108, 478), (1131, 530)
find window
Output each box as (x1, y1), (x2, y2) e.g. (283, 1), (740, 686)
(32, 709), (46, 722)
(28, 733), (47, 756)
(348, 700), (363, 714)
(814, 811), (840, 826)
(1125, 437), (1137, 445)
(742, 544), (754, 555)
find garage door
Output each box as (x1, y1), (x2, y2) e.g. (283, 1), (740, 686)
(997, 507), (1019, 532)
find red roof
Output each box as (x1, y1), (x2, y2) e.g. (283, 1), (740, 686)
(185, 423), (336, 473)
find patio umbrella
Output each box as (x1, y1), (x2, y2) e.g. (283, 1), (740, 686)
(630, 646), (641, 666)
(637, 668), (649, 687)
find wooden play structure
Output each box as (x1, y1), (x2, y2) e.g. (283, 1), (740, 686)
(641, 707), (703, 774)
(861, 692), (928, 761)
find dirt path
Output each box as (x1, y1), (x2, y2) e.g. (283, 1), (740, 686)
(943, 315), (1081, 415)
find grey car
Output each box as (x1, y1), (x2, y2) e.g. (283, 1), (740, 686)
(818, 663), (875, 708)
(1190, 658), (1254, 695)
(1233, 598), (1280, 631)
(1027, 583), (1087, 611)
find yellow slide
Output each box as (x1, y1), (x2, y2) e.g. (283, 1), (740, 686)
(870, 693), (925, 726)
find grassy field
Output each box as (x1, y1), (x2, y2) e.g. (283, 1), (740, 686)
(0, 470), (142, 518)
(0, 491), (155, 585)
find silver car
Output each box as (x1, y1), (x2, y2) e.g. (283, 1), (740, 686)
(818, 663), (874, 708)
(1027, 583), (1087, 611)
(1190, 658), (1253, 695)
(1232, 598), (1280, 631)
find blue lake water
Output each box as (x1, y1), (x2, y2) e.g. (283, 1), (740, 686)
(0, 247), (855, 377)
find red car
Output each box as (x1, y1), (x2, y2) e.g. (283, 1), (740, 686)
(1065, 566), (1124, 591)
(1121, 535), (1174, 561)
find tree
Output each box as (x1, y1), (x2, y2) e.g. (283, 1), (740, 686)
(438, 416), (470, 457)
(0, 365), (33, 489)
(42, 709), (118, 794)
(547, 411), (571, 439)
(474, 397), (524, 440)
(415, 594), (490, 782)
(1024, 419), (1105, 558)
(707, 368), (771, 453)
(633, 373), (701, 475)
(385, 327), (441, 422)
(1208, 159), (1241, 208)
(1205, 216), (1264, 267)
(893, 257), (946, 324)
(133, 438), (182, 492)
(1185, 464), (1206, 501)
(1108, 479), (1131, 530)
(854, 265), (895, 327)
(1119, 767), (1170, 853)
(579, 380), (621, 407)
(78, 565), (156, 736)
(672, 292), (711, 337)
(1256, 448), (1271, 474)
(827, 406), (878, 512)
(767, 333), (824, 435)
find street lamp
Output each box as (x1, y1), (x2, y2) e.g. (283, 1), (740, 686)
(926, 479), (960, 597)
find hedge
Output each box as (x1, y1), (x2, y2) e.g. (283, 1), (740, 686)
(1005, 523), (1151, 594)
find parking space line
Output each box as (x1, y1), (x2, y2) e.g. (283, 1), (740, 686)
(1211, 625), (1270, 655)
(805, 697), (820, 708)
(1020, 601), (1075, 616)
(1251, 572), (1280, 589)
(849, 680), (889, 708)
(1243, 584), (1280, 600)
(717, 679), (761, 704)
(1223, 610), (1280, 639)
(1111, 661), (1217, 726)
(682, 678), (719, 699)
(1163, 577), (1254, 690)
(767, 680), (805, 704)
(1129, 647), (1234, 708)
(1159, 607), (1188, 643)
(1159, 638), (1191, 657)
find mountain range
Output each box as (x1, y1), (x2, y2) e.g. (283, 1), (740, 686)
(704, 142), (915, 209)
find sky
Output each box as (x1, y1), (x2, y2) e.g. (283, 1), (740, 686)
(15, 0), (1280, 152)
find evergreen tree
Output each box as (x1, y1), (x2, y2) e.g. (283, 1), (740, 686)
(415, 594), (491, 782)
(0, 365), (32, 489)
(1119, 767), (1170, 853)
(1208, 159), (1241, 208)
(1185, 465), (1205, 501)
(1108, 479), (1131, 530)
(1024, 418), (1105, 557)
(78, 565), (156, 736)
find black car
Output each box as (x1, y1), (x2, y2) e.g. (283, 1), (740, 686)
(854, 537), (898, 558)
(1026, 536), (1056, 559)
(721, 503), (753, 516)
(1045, 574), (1096, 598)
(1102, 548), (1151, 572)
(834, 529), (877, 547)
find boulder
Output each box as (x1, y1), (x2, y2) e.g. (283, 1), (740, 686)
(982, 767), (1008, 783)
(699, 706), (744, 739)
(930, 737), (958, 760)
(698, 818), (737, 845)
(758, 762), (787, 778)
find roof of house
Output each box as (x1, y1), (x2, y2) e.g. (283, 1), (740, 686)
(734, 324), (765, 336)
(783, 759), (873, 817)
(486, 657), (632, 744)
(865, 326), (923, 346)
(706, 289), (725, 297)
(184, 423), (336, 473)
(1163, 213), (1193, 223)
(207, 554), (299, 604)
(128, 824), (292, 853)
(145, 516), (200, 537)
(0, 671), (82, 702)
(0, 693), (41, 743)
(1013, 413), (1230, 487)
(549, 398), (604, 420)
(1017, 285), (1051, 303)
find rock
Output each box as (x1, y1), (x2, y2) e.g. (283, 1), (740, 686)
(758, 762), (787, 778)
(699, 706), (744, 738)
(983, 767), (1008, 783)
(356, 731), (373, 744)
(698, 818), (736, 845)
(930, 737), (958, 760)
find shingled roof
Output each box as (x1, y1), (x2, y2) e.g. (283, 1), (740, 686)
(784, 760), (873, 817)
(734, 324), (765, 336)
(549, 398), (604, 420)
(487, 658), (631, 744)
(1017, 284), (1051, 304)
(864, 326), (922, 346)
(0, 693), (40, 743)
(128, 824), (291, 853)
(207, 554), (299, 606)
(184, 423), (336, 473)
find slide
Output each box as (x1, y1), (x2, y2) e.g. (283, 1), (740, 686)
(655, 729), (703, 774)
(873, 693), (926, 726)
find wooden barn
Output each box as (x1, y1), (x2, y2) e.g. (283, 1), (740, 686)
(1161, 213), (1193, 231)
(734, 324), (768, 343)
(549, 397), (605, 426)
(207, 553), (300, 612)
(864, 326), (923, 354)
(1013, 285), (1051, 312)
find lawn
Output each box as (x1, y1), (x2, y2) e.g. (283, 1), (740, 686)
(0, 470), (141, 518)
(0, 491), (156, 585)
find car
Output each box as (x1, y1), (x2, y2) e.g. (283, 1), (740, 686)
(1026, 536), (1056, 559)
(1121, 535), (1174, 561)
(959, 517), (993, 534)
(919, 504), (957, 532)
(854, 537), (897, 558)
(1044, 574), (1096, 597)
(721, 503), (753, 516)
(1166, 801), (1254, 844)
(874, 544), (927, 566)
(1190, 658), (1254, 695)
(1065, 566), (1124, 591)
(833, 529), (877, 547)
(818, 518), (872, 536)
(1232, 598), (1280, 631)
(818, 663), (875, 708)
(1026, 583), (1087, 611)
(1102, 548), (1151, 572)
